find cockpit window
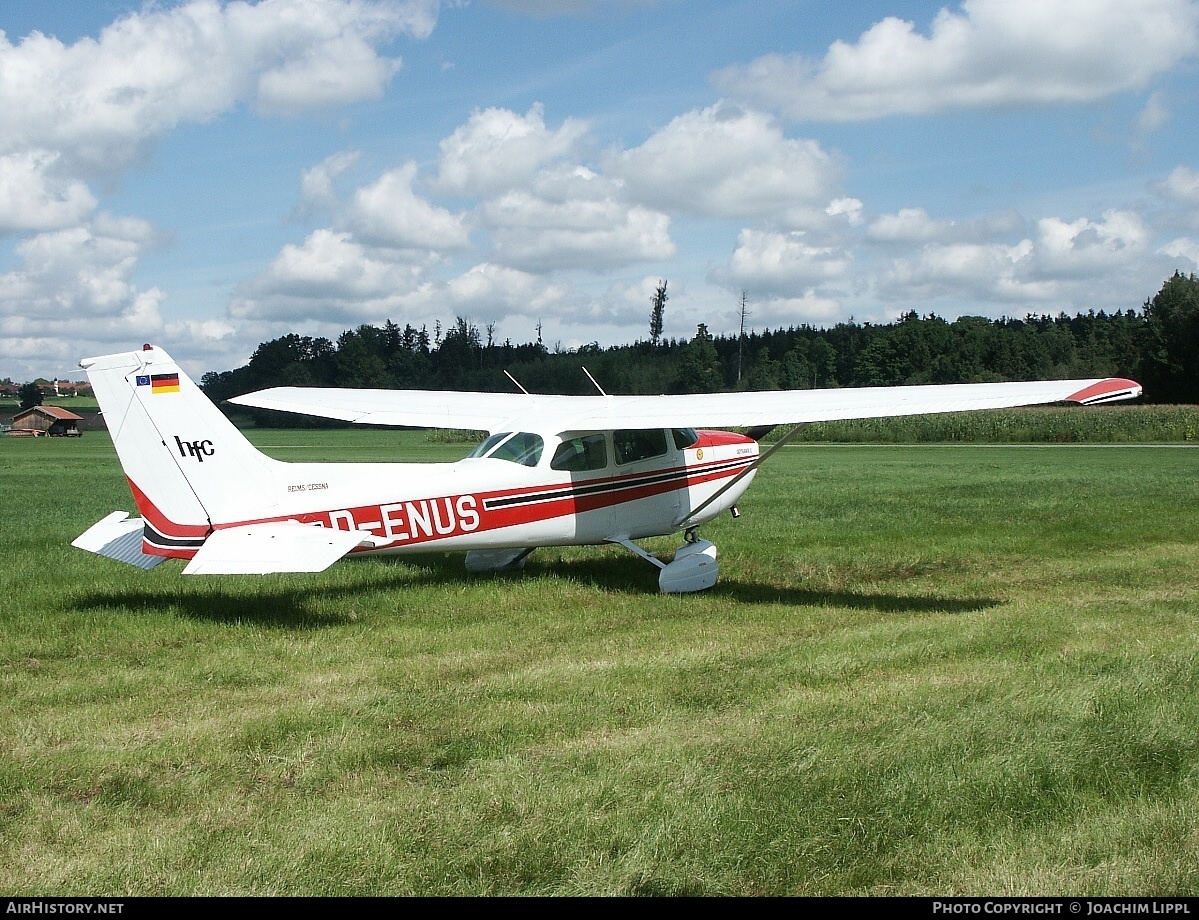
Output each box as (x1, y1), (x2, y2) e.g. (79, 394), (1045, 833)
(493, 432), (544, 466)
(551, 434), (608, 472)
(614, 428), (668, 465)
(467, 431), (544, 467)
(466, 431), (513, 459)
(672, 427), (699, 449)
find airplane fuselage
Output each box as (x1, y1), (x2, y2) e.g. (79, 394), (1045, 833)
(134, 428), (759, 560)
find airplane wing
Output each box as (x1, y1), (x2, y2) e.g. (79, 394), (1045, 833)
(227, 377), (1142, 434)
(228, 387), (548, 434)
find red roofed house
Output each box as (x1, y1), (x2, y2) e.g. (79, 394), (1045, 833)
(9, 405), (84, 437)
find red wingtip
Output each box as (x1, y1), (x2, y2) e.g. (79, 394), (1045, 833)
(1066, 378), (1143, 405)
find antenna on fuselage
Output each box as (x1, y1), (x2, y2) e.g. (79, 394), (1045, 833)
(504, 370), (530, 394)
(581, 366), (607, 396)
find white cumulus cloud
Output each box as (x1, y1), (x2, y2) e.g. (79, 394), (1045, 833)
(867, 207), (1026, 244)
(716, 229), (851, 294)
(876, 208), (1165, 310)
(231, 227), (427, 321)
(434, 103), (590, 197)
(0, 0), (437, 174)
(612, 103), (843, 224)
(879, 239), (1052, 303)
(296, 150), (362, 216)
(0, 151), (98, 234)
(443, 262), (569, 320)
(345, 162), (472, 250)
(0, 216), (162, 320)
(713, 0), (1199, 121)
(744, 292), (843, 329)
(481, 166), (675, 271)
(1159, 237), (1199, 266)
(1156, 165), (1199, 206)
(1034, 210), (1150, 276)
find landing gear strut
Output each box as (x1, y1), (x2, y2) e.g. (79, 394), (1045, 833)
(610, 531), (719, 594)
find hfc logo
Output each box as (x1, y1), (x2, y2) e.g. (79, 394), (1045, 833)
(174, 435), (214, 462)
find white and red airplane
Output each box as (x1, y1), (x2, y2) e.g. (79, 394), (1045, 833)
(72, 344), (1142, 592)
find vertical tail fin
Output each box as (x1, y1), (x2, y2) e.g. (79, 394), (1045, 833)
(79, 344), (281, 557)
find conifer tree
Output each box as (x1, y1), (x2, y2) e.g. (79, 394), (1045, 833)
(649, 280), (668, 347)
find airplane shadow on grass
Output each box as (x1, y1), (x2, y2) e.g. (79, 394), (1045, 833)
(525, 554), (1002, 614)
(70, 552), (1000, 626)
(69, 583), (381, 628)
(709, 579), (1001, 614)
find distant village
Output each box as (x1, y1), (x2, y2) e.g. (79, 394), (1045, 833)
(0, 379), (93, 400)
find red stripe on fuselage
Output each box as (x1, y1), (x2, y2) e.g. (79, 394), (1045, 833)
(127, 478), (210, 559)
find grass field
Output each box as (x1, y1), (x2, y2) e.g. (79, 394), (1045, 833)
(1, 427), (1197, 896)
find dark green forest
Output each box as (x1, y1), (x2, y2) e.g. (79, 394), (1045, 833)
(201, 272), (1199, 423)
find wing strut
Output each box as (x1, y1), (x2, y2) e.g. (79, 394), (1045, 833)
(504, 370), (530, 394)
(674, 424), (807, 529)
(581, 366), (608, 396)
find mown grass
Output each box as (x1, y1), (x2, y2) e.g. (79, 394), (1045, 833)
(0, 420), (1197, 896)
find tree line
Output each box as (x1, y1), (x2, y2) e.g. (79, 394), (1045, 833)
(200, 272), (1199, 423)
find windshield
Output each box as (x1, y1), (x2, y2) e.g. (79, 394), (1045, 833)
(465, 431), (544, 467)
(466, 432), (513, 459)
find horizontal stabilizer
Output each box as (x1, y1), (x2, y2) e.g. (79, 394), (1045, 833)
(72, 512), (168, 570)
(182, 522), (377, 575)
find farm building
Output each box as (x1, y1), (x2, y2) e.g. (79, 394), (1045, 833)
(9, 405), (84, 437)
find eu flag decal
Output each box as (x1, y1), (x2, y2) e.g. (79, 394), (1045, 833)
(135, 375), (150, 387)
(151, 373), (180, 394)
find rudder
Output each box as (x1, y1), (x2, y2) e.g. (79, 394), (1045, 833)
(80, 345), (281, 557)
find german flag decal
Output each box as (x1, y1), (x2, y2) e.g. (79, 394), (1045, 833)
(150, 373), (180, 394)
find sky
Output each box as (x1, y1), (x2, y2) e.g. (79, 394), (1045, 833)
(2, 0), (1198, 383)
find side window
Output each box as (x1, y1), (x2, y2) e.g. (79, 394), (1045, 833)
(614, 428), (668, 465)
(551, 434), (608, 472)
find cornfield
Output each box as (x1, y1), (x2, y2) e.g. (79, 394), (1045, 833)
(780, 404), (1199, 444)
